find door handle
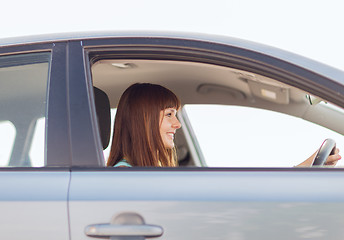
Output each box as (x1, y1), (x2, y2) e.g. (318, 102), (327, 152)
(85, 224), (163, 237)
(85, 212), (163, 239)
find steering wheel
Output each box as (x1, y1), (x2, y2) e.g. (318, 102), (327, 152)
(312, 138), (336, 166)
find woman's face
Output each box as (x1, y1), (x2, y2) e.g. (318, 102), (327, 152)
(159, 108), (181, 149)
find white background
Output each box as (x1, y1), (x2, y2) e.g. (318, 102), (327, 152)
(1, 0), (344, 167)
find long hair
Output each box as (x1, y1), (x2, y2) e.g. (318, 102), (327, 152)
(107, 83), (181, 167)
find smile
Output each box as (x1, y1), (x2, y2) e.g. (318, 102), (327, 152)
(167, 133), (175, 139)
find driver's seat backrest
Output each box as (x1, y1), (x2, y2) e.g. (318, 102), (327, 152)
(94, 87), (111, 150)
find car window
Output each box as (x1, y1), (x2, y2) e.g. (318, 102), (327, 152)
(0, 52), (51, 167)
(103, 108), (116, 161)
(184, 104), (344, 167)
(28, 117), (45, 167)
(91, 58), (344, 168)
(0, 121), (16, 166)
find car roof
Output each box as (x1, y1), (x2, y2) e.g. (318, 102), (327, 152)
(1, 31), (344, 84)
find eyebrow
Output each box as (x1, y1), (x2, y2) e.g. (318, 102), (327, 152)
(166, 108), (177, 113)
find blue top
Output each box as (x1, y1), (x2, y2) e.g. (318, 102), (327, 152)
(114, 159), (132, 167)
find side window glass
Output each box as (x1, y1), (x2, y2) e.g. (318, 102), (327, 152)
(29, 117), (45, 167)
(184, 104), (344, 167)
(0, 52), (51, 167)
(0, 121), (16, 166)
(103, 108), (116, 161)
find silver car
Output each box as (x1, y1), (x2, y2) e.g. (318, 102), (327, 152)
(1, 32), (344, 240)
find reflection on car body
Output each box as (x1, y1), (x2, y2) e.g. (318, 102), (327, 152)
(1, 32), (344, 239)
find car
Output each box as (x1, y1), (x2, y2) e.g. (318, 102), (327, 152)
(1, 31), (344, 240)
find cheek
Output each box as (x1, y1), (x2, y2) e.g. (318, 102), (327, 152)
(159, 118), (168, 131)
(159, 120), (165, 138)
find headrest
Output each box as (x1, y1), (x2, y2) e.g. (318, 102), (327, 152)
(94, 87), (111, 150)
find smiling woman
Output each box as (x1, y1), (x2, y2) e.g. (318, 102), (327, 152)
(106, 83), (181, 167)
(159, 108), (182, 149)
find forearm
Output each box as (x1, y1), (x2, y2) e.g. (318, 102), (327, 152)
(295, 151), (316, 167)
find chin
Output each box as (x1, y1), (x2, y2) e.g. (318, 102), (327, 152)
(164, 142), (174, 149)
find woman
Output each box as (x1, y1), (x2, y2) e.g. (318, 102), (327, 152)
(107, 83), (341, 167)
(107, 83), (181, 167)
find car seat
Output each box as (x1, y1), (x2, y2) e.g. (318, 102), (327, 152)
(93, 87), (111, 150)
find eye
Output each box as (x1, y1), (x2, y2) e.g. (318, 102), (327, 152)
(166, 112), (172, 117)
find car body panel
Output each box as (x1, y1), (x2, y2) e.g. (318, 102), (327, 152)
(0, 170), (70, 239)
(69, 169), (344, 240)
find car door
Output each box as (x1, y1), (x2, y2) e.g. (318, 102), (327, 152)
(70, 169), (344, 240)
(0, 41), (70, 239)
(67, 35), (344, 240)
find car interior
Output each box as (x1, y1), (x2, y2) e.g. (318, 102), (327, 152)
(91, 59), (344, 167)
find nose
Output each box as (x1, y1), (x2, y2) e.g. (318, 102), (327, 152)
(173, 117), (182, 129)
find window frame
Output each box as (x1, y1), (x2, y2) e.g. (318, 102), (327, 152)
(0, 41), (71, 167)
(82, 37), (344, 168)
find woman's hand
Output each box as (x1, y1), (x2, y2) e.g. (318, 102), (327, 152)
(324, 148), (341, 166)
(296, 148), (341, 167)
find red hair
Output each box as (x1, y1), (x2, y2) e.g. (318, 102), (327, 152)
(107, 83), (181, 167)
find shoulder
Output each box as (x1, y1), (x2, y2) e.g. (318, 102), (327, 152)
(113, 159), (132, 167)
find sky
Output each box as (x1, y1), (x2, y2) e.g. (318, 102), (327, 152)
(1, 0), (344, 71)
